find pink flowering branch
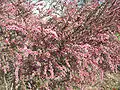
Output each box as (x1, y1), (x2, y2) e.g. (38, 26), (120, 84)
(0, 0), (120, 89)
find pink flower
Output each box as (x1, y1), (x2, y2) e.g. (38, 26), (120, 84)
(50, 30), (58, 39)
(44, 51), (51, 58)
(66, 86), (73, 90)
(15, 66), (19, 83)
(49, 62), (54, 79)
(100, 69), (104, 80)
(117, 25), (120, 33)
(47, 9), (52, 14)
(32, 51), (38, 55)
(44, 29), (58, 39)
(6, 25), (23, 32)
(16, 53), (22, 60)
(3, 67), (7, 74)
(5, 3), (17, 14)
(5, 38), (9, 44)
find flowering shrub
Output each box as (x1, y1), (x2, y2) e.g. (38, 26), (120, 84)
(0, 0), (120, 89)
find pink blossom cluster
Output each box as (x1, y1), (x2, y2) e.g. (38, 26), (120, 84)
(0, 0), (120, 89)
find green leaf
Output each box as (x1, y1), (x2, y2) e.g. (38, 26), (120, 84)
(118, 36), (120, 41)
(73, 86), (80, 90)
(115, 33), (120, 37)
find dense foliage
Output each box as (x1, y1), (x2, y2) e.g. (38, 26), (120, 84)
(0, 0), (120, 89)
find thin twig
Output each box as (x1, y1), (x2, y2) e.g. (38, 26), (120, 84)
(4, 73), (8, 90)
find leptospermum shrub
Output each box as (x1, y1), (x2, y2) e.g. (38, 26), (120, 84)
(0, 0), (120, 89)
